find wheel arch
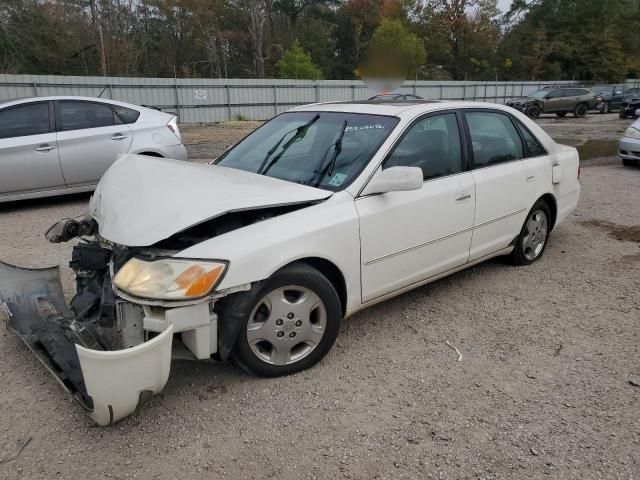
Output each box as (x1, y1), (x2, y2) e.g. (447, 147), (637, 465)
(282, 257), (348, 317)
(537, 193), (557, 230)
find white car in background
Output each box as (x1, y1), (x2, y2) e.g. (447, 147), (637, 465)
(619, 117), (640, 166)
(0, 96), (188, 202)
(0, 100), (580, 425)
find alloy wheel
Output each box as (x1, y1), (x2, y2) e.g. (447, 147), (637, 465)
(522, 210), (548, 261)
(246, 286), (327, 365)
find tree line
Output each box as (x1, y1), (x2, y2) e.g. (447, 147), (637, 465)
(1, 0), (639, 81)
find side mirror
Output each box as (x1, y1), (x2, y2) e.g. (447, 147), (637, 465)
(361, 166), (423, 196)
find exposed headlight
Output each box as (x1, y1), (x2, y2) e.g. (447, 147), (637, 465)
(623, 127), (640, 140)
(113, 257), (226, 300)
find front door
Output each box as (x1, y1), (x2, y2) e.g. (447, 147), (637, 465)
(357, 112), (475, 303)
(55, 100), (132, 187)
(0, 101), (66, 198)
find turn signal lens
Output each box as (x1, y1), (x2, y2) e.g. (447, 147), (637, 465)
(184, 266), (225, 297)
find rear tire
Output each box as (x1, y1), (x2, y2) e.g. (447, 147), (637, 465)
(230, 263), (342, 377)
(574, 103), (587, 118)
(508, 200), (552, 266)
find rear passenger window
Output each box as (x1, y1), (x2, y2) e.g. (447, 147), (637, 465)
(113, 105), (140, 124)
(465, 111), (523, 167)
(59, 101), (115, 131)
(384, 113), (462, 180)
(0, 103), (50, 139)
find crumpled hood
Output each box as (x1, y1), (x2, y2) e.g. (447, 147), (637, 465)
(89, 154), (332, 247)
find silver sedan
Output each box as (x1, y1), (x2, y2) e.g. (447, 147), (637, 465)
(0, 96), (188, 202)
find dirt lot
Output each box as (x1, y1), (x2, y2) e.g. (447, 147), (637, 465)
(0, 113), (639, 480)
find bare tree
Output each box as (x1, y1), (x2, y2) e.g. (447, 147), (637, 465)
(89, 0), (107, 75)
(231, 0), (273, 77)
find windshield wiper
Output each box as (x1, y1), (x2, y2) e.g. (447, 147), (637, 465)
(257, 114), (320, 175)
(309, 120), (347, 187)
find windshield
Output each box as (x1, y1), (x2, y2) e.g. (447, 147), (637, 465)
(592, 85), (612, 94)
(528, 90), (549, 99)
(215, 112), (399, 191)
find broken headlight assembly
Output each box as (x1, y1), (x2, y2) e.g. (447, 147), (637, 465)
(113, 257), (227, 300)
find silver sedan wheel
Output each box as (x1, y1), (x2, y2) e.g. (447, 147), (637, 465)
(246, 286), (327, 365)
(523, 210), (548, 261)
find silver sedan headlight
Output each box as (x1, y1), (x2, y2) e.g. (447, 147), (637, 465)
(113, 257), (227, 300)
(623, 127), (640, 140)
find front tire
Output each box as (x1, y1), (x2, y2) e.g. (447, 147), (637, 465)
(230, 263), (342, 377)
(526, 105), (541, 119)
(574, 103), (588, 118)
(509, 201), (552, 266)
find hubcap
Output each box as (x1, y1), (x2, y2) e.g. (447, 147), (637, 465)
(522, 210), (548, 261)
(246, 286), (327, 365)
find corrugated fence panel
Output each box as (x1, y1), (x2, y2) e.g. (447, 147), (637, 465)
(0, 74), (614, 123)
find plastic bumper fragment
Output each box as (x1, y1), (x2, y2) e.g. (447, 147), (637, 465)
(76, 324), (173, 426)
(0, 260), (173, 425)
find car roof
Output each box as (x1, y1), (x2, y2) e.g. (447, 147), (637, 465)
(0, 96), (162, 113)
(290, 100), (517, 118)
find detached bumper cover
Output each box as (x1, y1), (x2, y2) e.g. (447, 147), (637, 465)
(0, 261), (173, 426)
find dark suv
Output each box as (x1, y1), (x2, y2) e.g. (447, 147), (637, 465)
(592, 84), (627, 113)
(507, 87), (596, 119)
(619, 88), (640, 118)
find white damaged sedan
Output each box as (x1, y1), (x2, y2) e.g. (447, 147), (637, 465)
(0, 100), (580, 425)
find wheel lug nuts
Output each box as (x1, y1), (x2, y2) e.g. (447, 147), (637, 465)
(275, 319), (283, 326)
(295, 320), (302, 327)
(277, 331), (284, 338)
(287, 312), (294, 319)
(289, 332), (296, 338)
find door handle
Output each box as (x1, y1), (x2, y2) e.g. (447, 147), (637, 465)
(34, 145), (55, 152)
(455, 191), (471, 202)
(110, 134), (128, 141)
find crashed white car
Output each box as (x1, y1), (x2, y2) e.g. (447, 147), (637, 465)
(0, 100), (580, 425)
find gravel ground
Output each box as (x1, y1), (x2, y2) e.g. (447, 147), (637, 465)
(0, 114), (639, 480)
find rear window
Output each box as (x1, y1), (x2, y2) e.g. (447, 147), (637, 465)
(59, 101), (115, 131)
(113, 105), (140, 124)
(0, 102), (50, 139)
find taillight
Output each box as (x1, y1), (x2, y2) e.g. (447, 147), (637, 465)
(167, 116), (181, 141)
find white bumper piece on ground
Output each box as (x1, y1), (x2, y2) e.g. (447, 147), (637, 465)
(76, 324), (174, 426)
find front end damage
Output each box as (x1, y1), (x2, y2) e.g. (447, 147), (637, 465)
(0, 220), (229, 426)
(1, 156), (333, 425)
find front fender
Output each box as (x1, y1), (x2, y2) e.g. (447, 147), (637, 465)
(176, 194), (362, 313)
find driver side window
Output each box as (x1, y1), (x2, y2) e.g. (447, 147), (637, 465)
(384, 113), (462, 180)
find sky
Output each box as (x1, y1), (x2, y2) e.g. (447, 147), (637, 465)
(497, 0), (513, 14)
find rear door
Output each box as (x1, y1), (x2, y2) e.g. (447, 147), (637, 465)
(55, 100), (132, 187)
(0, 101), (66, 198)
(463, 110), (536, 261)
